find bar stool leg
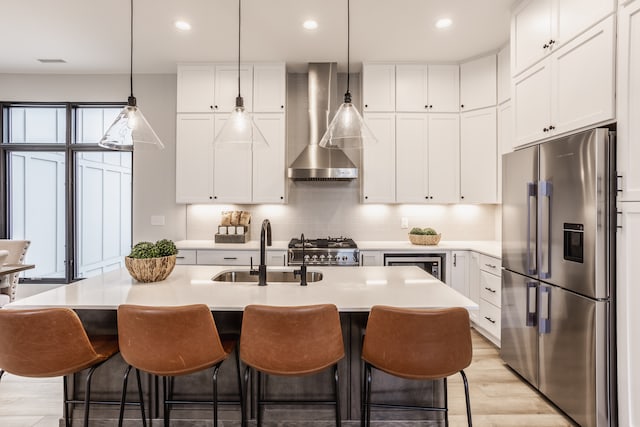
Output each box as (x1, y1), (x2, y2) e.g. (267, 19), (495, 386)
(83, 365), (99, 427)
(118, 365), (133, 427)
(0, 369), (5, 381)
(243, 365), (251, 425)
(135, 368), (148, 427)
(333, 364), (341, 427)
(163, 376), (170, 427)
(63, 375), (71, 427)
(212, 363), (221, 427)
(235, 345), (246, 427)
(257, 370), (263, 427)
(366, 365), (373, 427)
(444, 377), (449, 427)
(460, 370), (472, 427)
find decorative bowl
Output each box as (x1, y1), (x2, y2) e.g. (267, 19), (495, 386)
(408, 233), (442, 246)
(125, 255), (177, 283)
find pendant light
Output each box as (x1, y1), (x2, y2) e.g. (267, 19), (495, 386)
(213, 0), (268, 150)
(319, 0), (376, 150)
(99, 0), (164, 151)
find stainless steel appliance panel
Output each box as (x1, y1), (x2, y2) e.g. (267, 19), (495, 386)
(500, 270), (539, 386)
(383, 254), (445, 282)
(538, 283), (610, 427)
(538, 128), (611, 299)
(501, 146), (538, 276)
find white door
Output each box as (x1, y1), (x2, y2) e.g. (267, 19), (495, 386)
(396, 114), (428, 202)
(460, 55), (497, 112)
(212, 115), (252, 203)
(362, 113), (396, 202)
(428, 65), (460, 113)
(468, 251), (481, 323)
(362, 64), (396, 112)
(395, 64), (428, 112)
(252, 114), (285, 203)
(214, 65), (253, 112)
(253, 64), (286, 112)
(511, 0), (554, 75)
(175, 114), (214, 203)
(176, 65), (216, 113)
(460, 107), (497, 203)
(513, 60), (552, 147)
(428, 114), (459, 203)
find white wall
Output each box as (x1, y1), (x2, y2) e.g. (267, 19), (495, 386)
(0, 73), (186, 243)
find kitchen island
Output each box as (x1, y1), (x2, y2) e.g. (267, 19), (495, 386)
(7, 265), (477, 425)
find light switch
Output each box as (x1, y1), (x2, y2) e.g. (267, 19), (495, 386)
(151, 215), (165, 226)
(400, 217), (408, 229)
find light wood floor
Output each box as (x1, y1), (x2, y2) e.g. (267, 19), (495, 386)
(0, 329), (576, 427)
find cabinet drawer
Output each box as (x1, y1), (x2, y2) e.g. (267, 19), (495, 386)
(480, 270), (501, 307)
(176, 249), (196, 265)
(197, 250), (257, 266)
(479, 300), (501, 339)
(479, 254), (501, 275)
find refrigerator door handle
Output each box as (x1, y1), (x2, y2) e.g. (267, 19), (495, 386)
(539, 180), (552, 279)
(539, 286), (551, 334)
(526, 281), (537, 327)
(527, 182), (537, 275)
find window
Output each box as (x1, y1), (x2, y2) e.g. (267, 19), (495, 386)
(1, 103), (132, 282)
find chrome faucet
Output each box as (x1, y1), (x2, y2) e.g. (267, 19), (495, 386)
(250, 219), (272, 286)
(293, 233), (308, 286)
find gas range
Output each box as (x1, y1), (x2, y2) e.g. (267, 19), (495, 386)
(287, 236), (360, 266)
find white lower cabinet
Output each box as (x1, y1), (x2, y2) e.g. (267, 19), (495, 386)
(468, 252), (481, 324)
(448, 250), (469, 297)
(360, 251), (383, 266)
(176, 249), (197, 265)
(196, 250), (286, 266)
(470, 253), (502, 346)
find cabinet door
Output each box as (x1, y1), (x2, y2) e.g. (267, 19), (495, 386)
(460, 55), (497, 112)
(212, 115), (252, 203)
(428, 114), (459, 203)
(214, 65), (253, 112)
(252, 114), (285, 203)
(497, 101), (514, 202)
(513, 60), (552, 147)
(267, 250), (287, 266)
(468, 252), (481, 323)
(428, 65), (460, 113)
(362, 64), (395, 112)
(362, 113), (395, 202)
(253, 64), (286, 112)
(395, 114), (428, 202)
(460, 107), (497, 203)
(497, 45), (511, 104)
(395, 64), (428, 112)
(617, 0), (640, 201)
(177, 65), (216, 113)
(551, 16), (615, 137)
(511, 0), (554, 76)
(175, 114), (214, 203)
(360, 251), (383, 266)
(449, 250), (469, 297)
(197, 250), (257, 265)
(556, 0), (615, 47)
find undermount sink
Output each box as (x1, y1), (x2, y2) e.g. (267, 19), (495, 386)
(211, 270), (323, 283)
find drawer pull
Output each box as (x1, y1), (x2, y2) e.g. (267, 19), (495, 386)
(484, 287), (496, 293)
(484, 316), (496, 324)
(223, 257), (238, 260)
(485, 263), (497, 269)
(176, 256), (185, 259)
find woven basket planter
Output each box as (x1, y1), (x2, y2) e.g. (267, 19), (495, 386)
(125, 255), (177, 283)
(408, 233), (442, 246)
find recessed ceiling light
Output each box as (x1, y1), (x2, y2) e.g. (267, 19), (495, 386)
(175, 20), (192, 31)
(303, 20), (318, 30)
(435, 18), (453, 29)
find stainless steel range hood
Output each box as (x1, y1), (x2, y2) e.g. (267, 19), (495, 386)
(288, 63), (358, 181)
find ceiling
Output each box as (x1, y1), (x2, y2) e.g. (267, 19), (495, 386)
(0, 0), (516, 75)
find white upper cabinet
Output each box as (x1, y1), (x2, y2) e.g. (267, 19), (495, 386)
(427, 114), (460, 203)
(497, 45), (511, 104)
(253, 64), (286, 112)
(497, 101), (514, 201)
(252, 114), (286, 203)
(212, 115), (253, 203)
(214, 65), (253, 112)
(395, 64), (459, 113)
(460, 107), (498, 203)
(175, 114), (215, 203)
(396, 114), (429, 202)
(362, 64), (396, 112)
(460, 55), (497, 112)
(513, 16), (615, 147)
(362, 113), (396, 202)
(177, 65), (216, 113)
(511, 0), (615, 76)
(618, 0), (640, 202)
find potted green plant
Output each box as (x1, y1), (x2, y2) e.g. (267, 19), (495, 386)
(408, 227), (442, 246)
(125, 239), (178, 283)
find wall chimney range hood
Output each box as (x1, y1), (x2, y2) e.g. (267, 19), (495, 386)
(288, 63), (358, 181)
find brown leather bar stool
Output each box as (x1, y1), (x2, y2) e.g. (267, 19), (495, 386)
(240, 304), (345, 426)
(0, 307), (119, 427)
(361, 306), (473, 427)
(117, 304), (244, 427)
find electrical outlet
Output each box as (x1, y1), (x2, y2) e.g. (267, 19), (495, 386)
(151, 215), (165, 226)
(400, 217), (408, 229)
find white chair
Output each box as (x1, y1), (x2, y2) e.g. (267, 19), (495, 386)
(0, 240), (31, 306)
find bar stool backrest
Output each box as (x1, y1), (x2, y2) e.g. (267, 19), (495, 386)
(0, 239), (30, 302)
(362, 306), (472, 380)
(117, 304), (227, 376)
(0, 308), (109, 377)
(240, 304), (345, 376)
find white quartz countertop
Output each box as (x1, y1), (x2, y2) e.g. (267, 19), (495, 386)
(7, 265), (477, 312)
(176, 240), (501, 258)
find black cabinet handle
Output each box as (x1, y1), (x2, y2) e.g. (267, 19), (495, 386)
(543, 127), (549, 132)
(429, 105), (433, 109)
(209, 105), (214, 109)
(223, 257), (237, 260)
(549, 39), (555, 46)
(214, 196), (218, 199)
(214, 105), (218, 109)
(484, 287), (496, 293)
(460, 104), (465, 108)
(280, 196), (284, 200)
(461, 195), (465, 199)
(425, 105), (428, 109)
(484, 316), (496, 324)
(280, 105), (284, 109)
(549, 125), (555, 130)
(364, 104), (368, 108)
(365, 196), (369, 200)
(543, 43), (549, 49)
(209, 196), (213, 200)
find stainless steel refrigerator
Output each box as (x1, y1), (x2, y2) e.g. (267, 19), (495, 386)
(501, 128), (616, 427)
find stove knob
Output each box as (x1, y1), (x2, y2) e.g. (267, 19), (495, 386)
(326, 254), (333, 260)
(319, 254), (326, 261)
(304, 255), (310, 261)
(312, 255), (318, 261)
(342, 255), (348, 261)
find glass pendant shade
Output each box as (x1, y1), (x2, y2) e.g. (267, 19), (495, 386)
(319, 101), (377, 149)
(214, 99), (268, 150)
(99, 103), (164, 151)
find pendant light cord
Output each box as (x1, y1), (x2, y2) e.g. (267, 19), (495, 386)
(129, 0), (134, 99)
(237, 0), (241, 99)
(345, 0), (352, 103)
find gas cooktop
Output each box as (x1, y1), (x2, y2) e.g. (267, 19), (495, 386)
(287, 236), (359, 266)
